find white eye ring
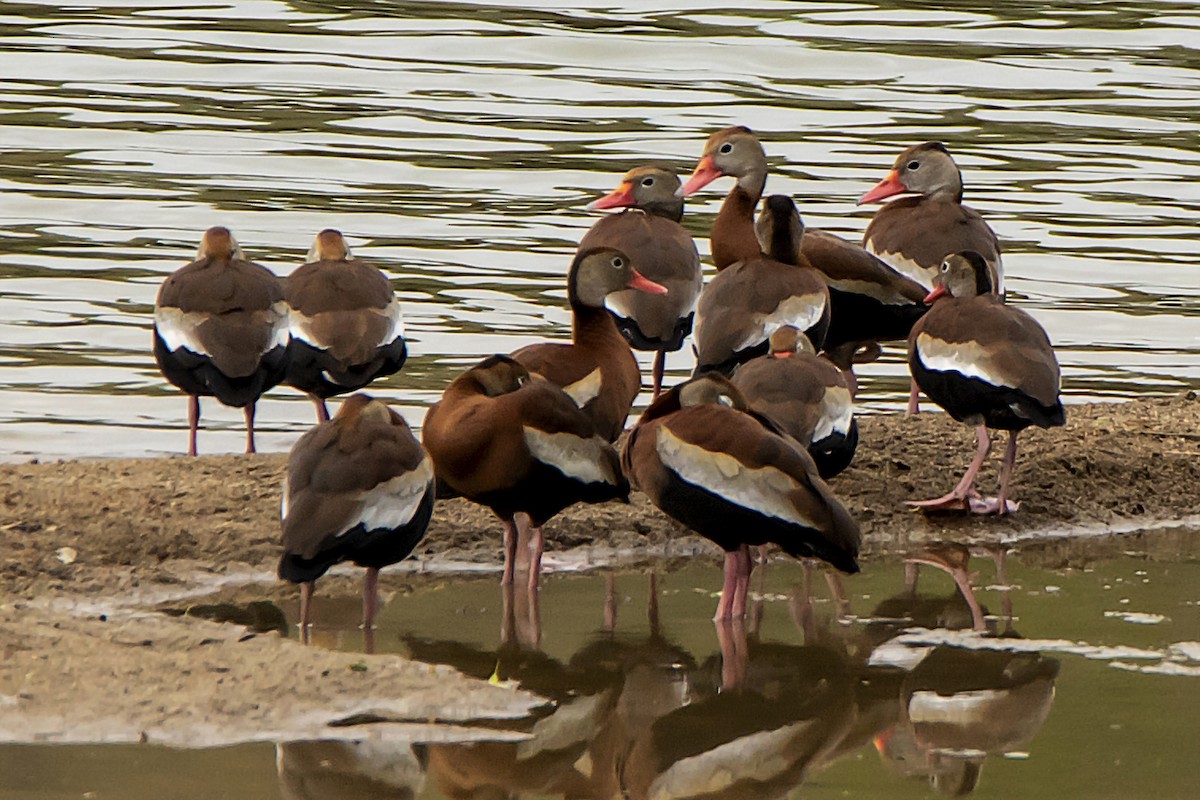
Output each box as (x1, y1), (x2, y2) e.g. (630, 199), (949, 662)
(718, 395), (733, 407)
(642, 177), (654, 186)
(907, 160), (921, 170)
(719, 143), (734, 154)
(611, 257), (624, 269)
(941, 261), (950, 272)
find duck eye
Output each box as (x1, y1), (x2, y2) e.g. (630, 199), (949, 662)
(718, 394), (733, 407)
(940, 261), (950, 272)
(719, 142), (733, 154)
(641, 177), (655, 186)
(907, 160), (921, 170)
(611, 257), (624, 269)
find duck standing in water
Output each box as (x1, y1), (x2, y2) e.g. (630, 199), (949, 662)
(622, 373), (860, 620)
(907, 252), (1064, 514)
(278, 393), (435, 646)
(153, 226), (288, 455)
(284, 229), (406, 423)
(423, 355), (629, 589)
(583, 166), (703, 399)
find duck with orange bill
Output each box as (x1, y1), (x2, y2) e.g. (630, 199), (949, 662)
(278, 393), (435, 645)
(677, 127), (830, 374)
(622, 373), (860, 621)
(510, 247), (668, 443)
(283, 229), (406, 423)
(583, 166), (703, 399)
(907, 251), (1064, 514)
(153, 226), (288, 456)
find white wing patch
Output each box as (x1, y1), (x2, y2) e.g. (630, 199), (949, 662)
(908, 688), (1008, 726)
(268, 301), (290, 350)
(656, 425), (817, 528)
(379, 297), (405, 345)
(814, 386), (853, 442)
(732, 293), (827, 354)
(523, 426), (617, 485)
(562, 368), (603, 408)
(648, 722), (817, 800)
(866, 245), (933, 290)
(350, 457), (434, 533)
(154, 306), (211, 355)
(916, 333), (1015, 389)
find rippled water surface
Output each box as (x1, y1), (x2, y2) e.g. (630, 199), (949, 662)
(2, 0), (1199, 458)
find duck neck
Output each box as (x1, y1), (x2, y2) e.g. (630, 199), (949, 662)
(711, 177), (766, 271)
(569, 299), (624, 350)
(643, 197), (685, 223)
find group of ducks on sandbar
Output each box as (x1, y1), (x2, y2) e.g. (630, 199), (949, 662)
(152, 126), (1065, 632)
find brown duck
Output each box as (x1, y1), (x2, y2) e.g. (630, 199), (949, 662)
(153, 226), (287, 455)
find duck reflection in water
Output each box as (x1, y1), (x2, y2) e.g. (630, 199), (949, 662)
(865, 543), (1060, 796)
(272, 549), (1059, 800)
(276, 739), (427, 800)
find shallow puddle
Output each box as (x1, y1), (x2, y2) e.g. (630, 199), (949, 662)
(3, 533), (1198, 799)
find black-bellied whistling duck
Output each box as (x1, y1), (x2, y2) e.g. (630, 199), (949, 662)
(731, 326), (858, 480)
(511, 247), (667, 442)
(907, 252), (1064, 515)
(754, 194), (928, 363)
(584, 166), (703, 399)
(622, 374), (859, 621)
(283, 229), (406, 423)
(860, 143), (1003, 415)
(678, 127), (830, 374)
(422, 355), (629, 589)
(278, 393), (434, 646)
(153, 226), (288, 456)
(859, 142), (1003, 292)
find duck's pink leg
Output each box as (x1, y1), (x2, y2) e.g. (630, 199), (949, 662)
(187, 395), (200, 456)
(243, 403), (257, 454)
(713, 551), (740, 621)
(908, 425), (991, 510)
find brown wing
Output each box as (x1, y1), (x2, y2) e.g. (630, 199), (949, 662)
(694, 259), (829, 368)
(913, 296), (1060, 406)
(156, 256), (286, 377)
(285, 259), (394, 314)
(282, 410), (429, 559)
(423, 376), (617, 498)
(802, 229), (926, 304)
(731, 355), (836, 444)
(580, 212), (702, 341)
(864, 197), (1001, 282)
(286, 260), (401, 365)
(627, 405), (860, 562)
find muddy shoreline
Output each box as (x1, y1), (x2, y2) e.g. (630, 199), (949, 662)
(2, 396), (1198, 746)
(3, 395), (1198, 600)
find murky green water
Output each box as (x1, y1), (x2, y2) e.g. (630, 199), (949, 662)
(2, 0), (1198, 458)
(3, 532), (1197, 799)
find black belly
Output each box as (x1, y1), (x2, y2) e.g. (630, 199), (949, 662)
(153, 331), (286, 408)
(610, 311), (694, 352)
(911, 357), (1065, 431)
(810, 419), (858, 480)
(284, 337), (407, 398)
(824, 289), (926, 349)
(277, 488), (435, 584)
(652, 467), (859, 573)
(471, 460), (629, 528)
